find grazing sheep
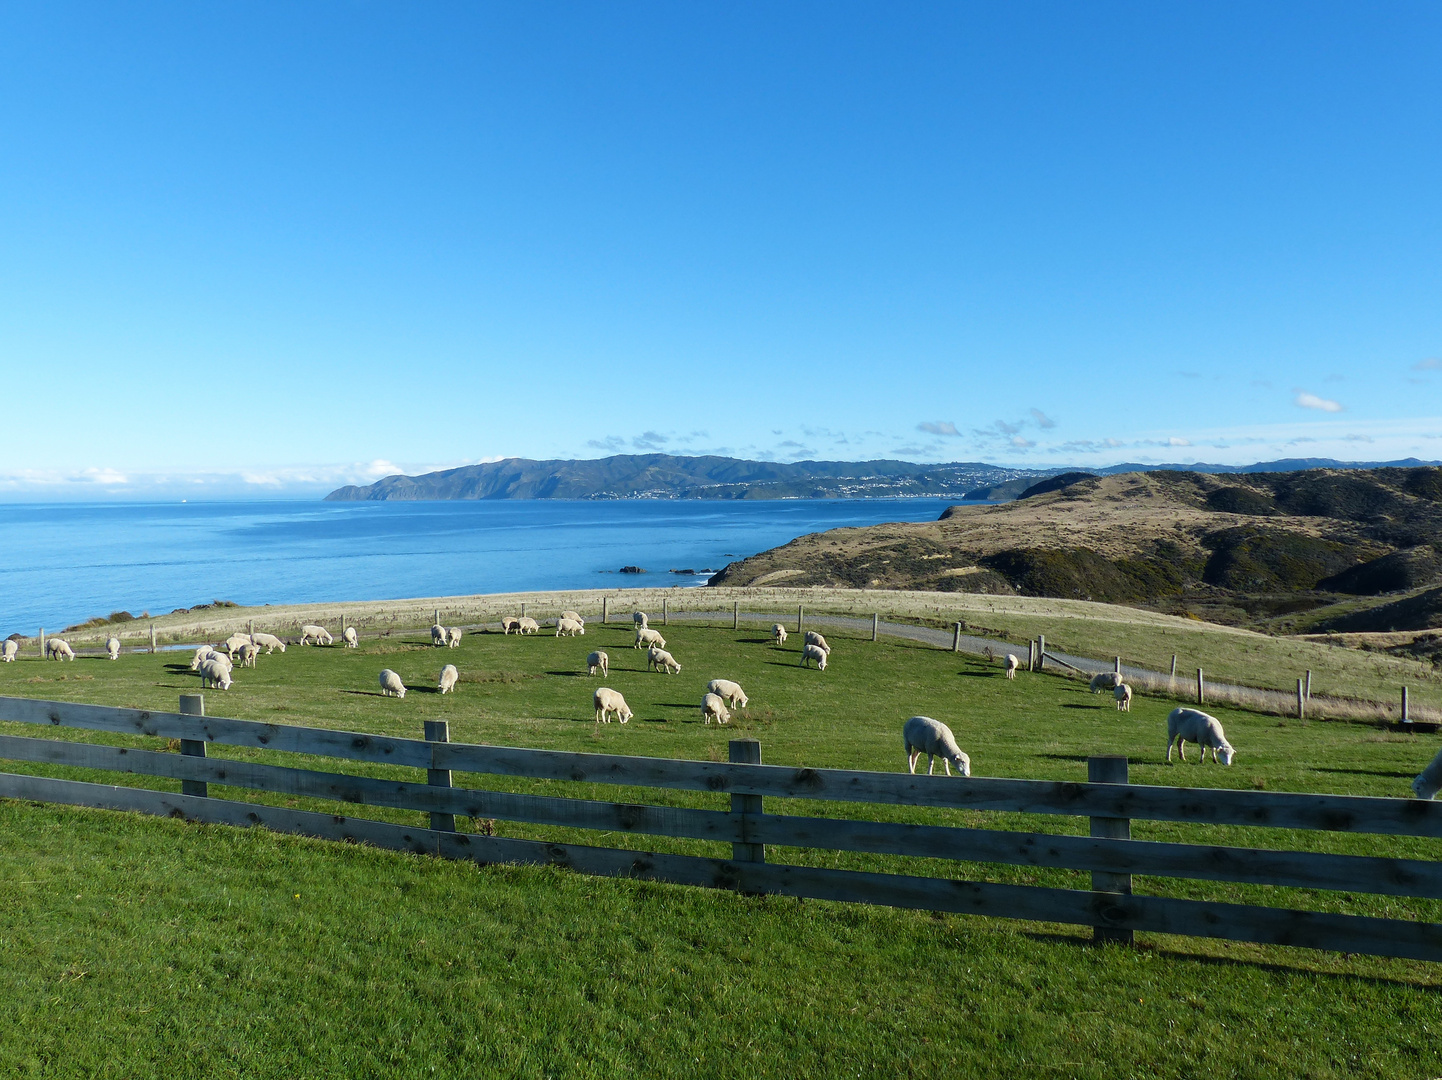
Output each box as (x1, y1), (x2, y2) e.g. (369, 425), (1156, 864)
(647, 646), (681, 674)
(252, 632), (287, 653)
(501, 616), (522, 635)
(517, 617), (540, 635)
(438, 664), (459, 694)
(46, 639), (75, 661)
(803, 631), (830, 653)
(701, 692), (731, 725)
(198, 657), (232, 690)
(556, 618), (585, 637)
(1090, 672), (1121, 694)
(1114, 683), (1133, 712)
(633, 611), (649, 630)
(343, 626), (359, 648)
(594, 687), (633, 724)
(207, 652), (234, 674)
(431, 624), (448, 647)
(238, 642), (262, 668)
(1, 639), (18, 662)
(379, 669), (406, 698)
(300, 625), (333, 646)
(105, 636), (121, 660)
(586, 650), (609, 677)
(221, 633), (252, 656)
(903, 716), (971, 777)
(1166, 707), (1235, 765)
(1412, 747), (1442, 799)
(772, 624), (788, 645)
(448, 627), (462, 648)
(1004, 653), (1019, 680)
(799, 643), (828, 670)
(706, 679), (748, 710)
(190, 645), (219, 671)
(635, 627), (666, 650)
(561, 610), (584, 626)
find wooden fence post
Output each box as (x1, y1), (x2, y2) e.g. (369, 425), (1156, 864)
(1197, 668), (1205, 706)
(1088, 755), (1133, 945)
(150, 623), (157, 654)
(663, 597), (668, 626)
(1170, 654), (1177, 678)
(872, 613), (879, 643)
(178, 694), (207, 798)
(1114, 656), (1121, 675)
(602, 597), (608, 623)
(1305, 670), (1312, 700)
(1402, 687), (1410, 724)
(425, 720), (455, 833)
(1037, 634), (1045, 671)
(953, 623), (962, 652)
(729, 739), (764, 864)
(797, 606), (804, 634)
(1027, 639), (1036, 673)
(733, 601), (739, 630)
(38, 628), (44, 658)
(1297, 679), (1306, 720)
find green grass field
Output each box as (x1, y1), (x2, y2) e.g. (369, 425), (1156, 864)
(3, 619), (1442, 1077)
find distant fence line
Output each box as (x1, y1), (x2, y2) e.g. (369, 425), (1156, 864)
(16, 598), (1434, 726)
(1, 694), (1440, 962)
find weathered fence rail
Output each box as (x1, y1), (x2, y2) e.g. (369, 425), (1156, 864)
(2, 694), (1441, 962)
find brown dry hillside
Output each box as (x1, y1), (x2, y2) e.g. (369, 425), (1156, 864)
(708, 467), (1442, 631)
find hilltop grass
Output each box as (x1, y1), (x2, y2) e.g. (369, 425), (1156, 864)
(3, 621), (1442, 1077)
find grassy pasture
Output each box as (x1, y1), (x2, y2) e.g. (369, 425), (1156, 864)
(3, 619), (1442, 1077)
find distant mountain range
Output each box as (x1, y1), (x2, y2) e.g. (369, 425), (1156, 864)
(324, 454), (1442, 502)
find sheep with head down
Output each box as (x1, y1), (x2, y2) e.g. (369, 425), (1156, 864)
(701, 693), (731, 726)
(903, 716), (970, 777)
(252, 633), (287, 653)
(46, 639), (75, 661)
(799, 643), (827, 670)
(501, 617), (522, 635)
(1114, 683), (1132, 712)
(555, 618), (585, 638)
(1090, 671), (1121, 694)
(105, 636), (121, 660)
(633, 612), (648, 630)
(300, 625), (333, 646)
(1166, 708), (1234, 764)
(706, 679), (748, 710)
(586, 651), (609, 677)
(343, 626), (359, 648)
(1004, 653), (1019, 679)
(594, 687), (632, 724)
(379, 669), (406, 698)
(1412, 747), (1442, 800)
(517, 617), (540, 635)
(647, 647), (681, 674)
(772, 624), (787, 645)
(437, 664), (458, 694)
(1, 639), (18, 662)
(431, 624), (447, 647)
(198, 657), (232, 690)
(448, 627), (462, 648)
(635, 627), (665, 650)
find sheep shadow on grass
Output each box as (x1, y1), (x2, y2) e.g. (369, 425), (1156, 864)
(338, 689), (390, 698)
(545, 671), (584, 678)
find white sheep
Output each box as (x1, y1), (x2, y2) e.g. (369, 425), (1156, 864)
(379, 669), (406, 698)
(517, 617), (540, 635)
(238, 642), (262, 668)
(1004, 653), (1019, 680)
(1114, 683), (1132, 712)
(198, 657), (232, 690)
(586, 650), (609, 677)
(799, 643), (828, 670)
(804, 631), (830, 653)
(300, 625), (333, 646)
(46, 639), (75, 661)
(647, 646), (681, 674)
(105, 636), (121, 660)
(903, 716), (971, 777)
(635, 627), (666, 650)
(207, 651), (235, 674)
(501, 616), (522, 635)
(701, 693), (731, 725)
(190, 645), (218, 671)
(561, 610), (584, 626)
(221, 633), (252, 656)
(594, 687), (633, 724)
(706, 679), (748, 710)
(1, 639), (18, 662)
(1412, 747), (1442, 799)
(1166, 707), (1235, 765)
(1090, 672), (1121, 694)
(252, 632), (287, 653)
(438, 664), (459, 694)
(431, 624), (447, 647)
(772, 624), (788, 645)
(633, 611), (649, 630)
(555, 618), (585, 638)
(343, 626), (359, 648)
(448, 627), (462, 648)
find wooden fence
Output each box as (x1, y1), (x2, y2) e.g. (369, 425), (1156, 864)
(2, 694), (1441, 962)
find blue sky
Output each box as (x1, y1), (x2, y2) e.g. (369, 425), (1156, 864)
(2, 2), (1440, 498)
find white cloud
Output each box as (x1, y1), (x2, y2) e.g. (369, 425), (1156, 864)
(1167, 437), (1191, 447)
(995, 420), (1023, 435)
(917, 421), (960, 437)
(1010, 436), (1035, 449)
(1029, 408), (1057, 429)
(74, 467), (128, 485)
(1294, 391), (1343, 413)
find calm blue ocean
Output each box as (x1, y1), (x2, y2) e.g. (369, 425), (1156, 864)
(0, 499), (962, 631)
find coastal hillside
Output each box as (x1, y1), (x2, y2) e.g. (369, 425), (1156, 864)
(324, 454), (1039, 501)
(708, 466), (1442, 632)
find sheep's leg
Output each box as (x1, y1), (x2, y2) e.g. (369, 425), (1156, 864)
(942, 759), (952, 777)
(927, 755), (936, 776)
(907, 747), (919, 773)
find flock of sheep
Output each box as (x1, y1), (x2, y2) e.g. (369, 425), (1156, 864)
(24, 612), (1442, 793)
